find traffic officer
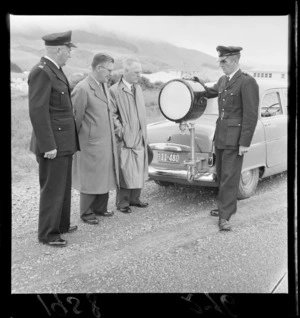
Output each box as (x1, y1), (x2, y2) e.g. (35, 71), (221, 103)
(28, 30), (80, 246)
(192, 46), (259, 231)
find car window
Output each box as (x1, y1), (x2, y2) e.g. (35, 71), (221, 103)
(282, 88), (288, 113)
(203, 98), (218, 115)
(261, 91), (283, 117)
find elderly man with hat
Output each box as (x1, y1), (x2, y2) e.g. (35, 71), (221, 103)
(189, 46), (259, 231)
(28, 30), (80, 246)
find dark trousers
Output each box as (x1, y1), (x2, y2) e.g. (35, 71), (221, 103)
(36, 155), (73, 242)
(80, 192), (109, 220)
(116, 187), (142, 208)
(215, 148), (244, 221)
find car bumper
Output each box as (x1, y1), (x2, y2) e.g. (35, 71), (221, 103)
(149, 165), (218, 186)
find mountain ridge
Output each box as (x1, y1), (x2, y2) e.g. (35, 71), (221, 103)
(10, 28), (228, 80)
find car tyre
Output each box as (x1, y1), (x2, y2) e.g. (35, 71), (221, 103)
(237, 168), (259, 200)
(154, 180), (173, 187)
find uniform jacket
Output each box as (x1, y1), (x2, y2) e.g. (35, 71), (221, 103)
(28, 57), (80, 156)
(204, 69), (259, 149)
(109, 78), (148, 188)
(71, 75), (119, 194)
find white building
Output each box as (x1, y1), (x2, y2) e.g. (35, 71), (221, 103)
(249, 67), (287, 81)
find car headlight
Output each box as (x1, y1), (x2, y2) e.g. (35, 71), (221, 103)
(208, 152), (215, 167)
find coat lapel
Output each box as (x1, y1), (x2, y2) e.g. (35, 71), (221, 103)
(41, 57), (69, 86)
(226, 69), (242, 89)
(119, 77), (134, 97)
(87, 75), (108, 103)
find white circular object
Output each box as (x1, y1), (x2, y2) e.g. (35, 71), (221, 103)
(159, 80), (192, 121)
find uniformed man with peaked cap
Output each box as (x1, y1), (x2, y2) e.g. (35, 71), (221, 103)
(190, 45), (259, 231)
(28, 30), (80, 246)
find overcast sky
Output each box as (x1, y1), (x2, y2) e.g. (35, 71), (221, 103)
(9, 15), (289, 68)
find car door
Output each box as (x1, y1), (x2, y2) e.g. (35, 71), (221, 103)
(260, 89), (287, 168)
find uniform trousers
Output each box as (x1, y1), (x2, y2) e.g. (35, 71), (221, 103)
(215, 147), (244, 221)
(36, 155), (73, 242)
(80, 193), (109, 220)
(116, 188), (142, 208)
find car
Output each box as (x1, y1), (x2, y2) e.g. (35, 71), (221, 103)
(147, 79), (287, 199)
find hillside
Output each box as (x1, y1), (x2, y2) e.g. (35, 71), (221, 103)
(10, 29), (225, 80)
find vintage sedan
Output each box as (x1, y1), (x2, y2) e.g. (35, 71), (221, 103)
(147, 79), (287, 199)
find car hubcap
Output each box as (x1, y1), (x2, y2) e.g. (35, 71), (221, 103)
(241, 171), (252, 186)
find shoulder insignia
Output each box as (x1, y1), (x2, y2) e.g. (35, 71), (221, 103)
(38, 65), (44, 69)
(242, 72), (249, 76)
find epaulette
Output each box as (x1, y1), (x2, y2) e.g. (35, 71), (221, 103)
(38, 61), (48, 69)
(242, 72), (249, 76)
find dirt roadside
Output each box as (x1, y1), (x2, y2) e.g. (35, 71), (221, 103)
(11, 169), (287, 293)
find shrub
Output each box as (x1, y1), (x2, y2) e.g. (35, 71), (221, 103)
(11, 94), (38, 179)
(69, 73), (87, 91)
(108, 73), (121, 87)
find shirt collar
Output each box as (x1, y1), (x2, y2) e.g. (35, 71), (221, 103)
(228, 68), (240, 80)
(122, 78), (133, 90)
(91, 74), (101, 86)
(44, 56), (60, 69)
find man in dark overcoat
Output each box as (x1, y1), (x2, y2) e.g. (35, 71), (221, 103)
(28, 31), (80, 246)
(193, 46), (259, 231)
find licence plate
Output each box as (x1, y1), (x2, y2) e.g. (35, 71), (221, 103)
(157, 151), (180, 163)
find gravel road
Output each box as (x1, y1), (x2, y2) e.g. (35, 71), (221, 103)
(11, 169), (287, 294)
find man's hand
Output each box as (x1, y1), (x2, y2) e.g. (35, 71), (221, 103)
(238, 145), (250, 156)
(44, 149), (57, 159)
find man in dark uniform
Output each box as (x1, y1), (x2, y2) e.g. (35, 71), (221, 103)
(28, 30), (80, 246)
(193, 46), (259, 231)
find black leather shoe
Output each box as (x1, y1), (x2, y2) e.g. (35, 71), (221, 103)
(210, 209), (219, 217)
(95, 210), (114, 217)
(130, 202), (148, 208)
(117, 206), (132, 213)
(82, 218), (99, 225)
(61, 225), (78, 234)
(218, 219), (232, 231)
(42, 238), (67, 247)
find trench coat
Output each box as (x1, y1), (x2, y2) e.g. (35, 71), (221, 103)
(109, 78), (148, 189)
(71, 75), (119, 194)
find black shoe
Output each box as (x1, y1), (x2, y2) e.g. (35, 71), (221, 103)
(117, 206), (132, 213)
(42, 238), (67, 247)
(82, 218), (99, 225)
(95, 210), (114, 217)
(130, 202), (148, 208)
(210, 209), (219, 217)
(218, 219), (232, 231)
(61, 225), (78, 234)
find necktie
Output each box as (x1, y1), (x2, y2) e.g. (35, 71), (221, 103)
(59, 68), (68, 83)
(226, 76), (230, 84)
(131, 85), (135, 97)
(102, 83), (107, 98)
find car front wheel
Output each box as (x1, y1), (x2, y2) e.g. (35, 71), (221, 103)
(237, 168), (259, 200)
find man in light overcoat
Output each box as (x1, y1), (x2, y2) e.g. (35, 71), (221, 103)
(72, 53), (119, 224)
(110, 58), (149, 213)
